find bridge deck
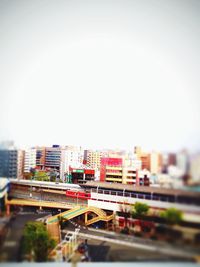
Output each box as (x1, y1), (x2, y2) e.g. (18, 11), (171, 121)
(6, 198), (84, 209)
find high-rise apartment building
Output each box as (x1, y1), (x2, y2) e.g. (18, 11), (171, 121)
(0, 150), (18, 178)
(45, 145), (62, 171)
(150, 151), (162, 175)
(63, 146), (84, 170)
(36, 147), (46, 169)
(86, 150), (107, 169)
(24, 148), (36, 173)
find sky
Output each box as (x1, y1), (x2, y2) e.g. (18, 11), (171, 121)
(0, 0), (200, 152)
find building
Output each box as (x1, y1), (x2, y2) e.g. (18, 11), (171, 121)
(63, 146), (84, 170)
(176, 150), (189, 176)
(134, 147), (150, 171)
(0, 150), (18, 178)
(86, 150), (107, 169)
(100, 156), (149, 186)
(134, 146), (142, 159)
(100, 157), (123, 183)
(150, 151), (162, 175)
(17, 150), (25, 178)
(24, 148), (36, 173)
(43, 145), (83, 181)
(189, 154), (200, 185)
(36, 147), (46, 169)
(168, 153), (177, 166)
(44, 145), (62, 171)
(69, 166), (95, 184)
(34, 145), (84, 181)
(0, 141), (24, 179)
(140, 152), (150, 171)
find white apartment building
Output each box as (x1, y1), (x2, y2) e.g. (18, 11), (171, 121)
(63, 146), (84, 171)
(24, 148), (36, 173)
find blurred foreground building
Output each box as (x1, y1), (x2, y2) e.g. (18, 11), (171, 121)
(0, 142), (24, 178)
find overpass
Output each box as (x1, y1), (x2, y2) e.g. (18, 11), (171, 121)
(45, 205), (113, 243)
(46, 205), (113, 225)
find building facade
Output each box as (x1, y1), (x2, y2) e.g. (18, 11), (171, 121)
(24, 148), (36, 173)
(17, 150), (25, 178)
(86, 150), (107, 169)
(100, 156), (149, 186)
(0, 150), (18, 178)
(36, 147), (46, 169)
(69, 166), (95, 184)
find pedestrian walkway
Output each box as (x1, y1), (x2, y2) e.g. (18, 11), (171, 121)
(46, 206), (113, 225)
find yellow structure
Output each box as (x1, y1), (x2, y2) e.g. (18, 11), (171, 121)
(46, 206), (113, 226)
(46, 206), (113, 244)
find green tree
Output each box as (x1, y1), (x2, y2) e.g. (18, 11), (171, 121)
(22, 221), (56, 262)
(132, 202), (149, 217)
(160, 207), (183, 225)
(34, 171), (50, 181)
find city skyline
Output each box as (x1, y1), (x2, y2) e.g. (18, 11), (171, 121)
(0, 0), (200, 152)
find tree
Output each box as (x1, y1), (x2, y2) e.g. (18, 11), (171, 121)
(34, 171), (50, 181)
(160, 207), (183, 225)
(30, 168), (36, 178)
(23, 172), (33, 180)
(132, 202), (149, 217)
(22, 221), (56, 262)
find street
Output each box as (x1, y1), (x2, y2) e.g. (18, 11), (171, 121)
(62, 224), (198, 262)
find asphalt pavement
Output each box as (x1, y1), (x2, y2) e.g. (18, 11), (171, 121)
(62, 224), (199, 262)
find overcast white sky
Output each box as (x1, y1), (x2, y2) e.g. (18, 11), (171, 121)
(0, 0), (200, 152)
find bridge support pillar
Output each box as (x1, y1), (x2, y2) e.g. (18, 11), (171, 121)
(6, 204), (10, 216)
(85, 212), (88, 225)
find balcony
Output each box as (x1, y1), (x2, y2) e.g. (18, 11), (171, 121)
(106, 172), (123, 176)
(106, 177), (122, 182)
(106, 166), (122, 171)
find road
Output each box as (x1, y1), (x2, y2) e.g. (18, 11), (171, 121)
(62, 225), (199, 262)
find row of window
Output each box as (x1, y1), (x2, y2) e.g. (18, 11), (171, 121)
(89, 187), (200, 206)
